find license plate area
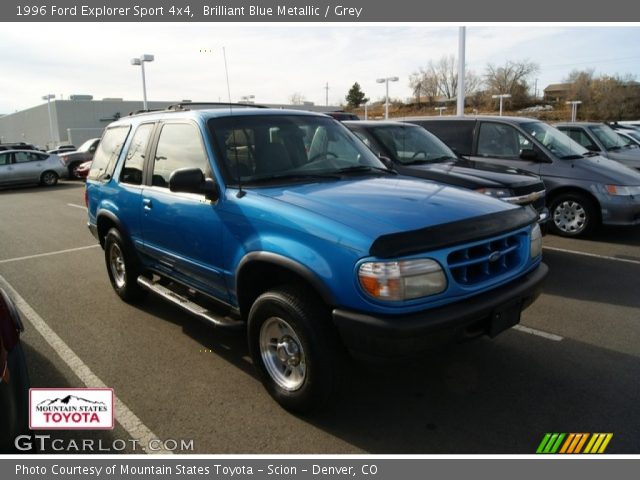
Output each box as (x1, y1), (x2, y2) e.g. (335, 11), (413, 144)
(489, 299), (522, 337)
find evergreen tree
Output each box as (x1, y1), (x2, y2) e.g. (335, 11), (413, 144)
(345, 83), (368, 108)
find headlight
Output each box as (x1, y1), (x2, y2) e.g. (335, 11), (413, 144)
(603, 185), (640, 196)
(530, 224), (542, 259)
(476, 187), (514, 199)
(358, 259), (447, 301)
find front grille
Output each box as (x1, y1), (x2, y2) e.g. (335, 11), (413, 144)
(447, 232), (526, 286)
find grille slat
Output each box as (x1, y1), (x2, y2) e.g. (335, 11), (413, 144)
(447, 233), (525, 286)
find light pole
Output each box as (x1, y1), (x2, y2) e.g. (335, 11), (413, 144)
(457, 26), (466, 116)
(364, 101), (368, 120)
(42, 94), (55, 148)
(566, 100), (582, 122)
(435, 106), (446, 116)
(130, 54), (154, 110)
(376, 76), (399, 119)
(492, 93), (512, 116)
(240, 95), (255, 104)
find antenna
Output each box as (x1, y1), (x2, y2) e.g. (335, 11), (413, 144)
(223, 46), (245, 198)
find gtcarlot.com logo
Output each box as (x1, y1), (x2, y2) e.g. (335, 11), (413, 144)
(536, 433), (613, 454)
(29, 388), (114, 430)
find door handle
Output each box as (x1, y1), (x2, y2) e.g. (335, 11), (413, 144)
(143, 198), (152, 210)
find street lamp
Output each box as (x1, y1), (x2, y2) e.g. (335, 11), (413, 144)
(42, 94), (55, 148)
(435, 107), (446, 116)
(566, 100), (582, 122)
(130, 54), (154, 110)
(492, 94), (512, 116)
(240, 95), (255, 104)
(376, 76), (399, 119)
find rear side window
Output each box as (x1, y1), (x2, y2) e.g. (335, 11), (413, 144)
(151, 123), (210, 188)
(563, 128), (598, 151)
(121, 124), (153, 185)
(88, 127), (130, 181)
(412, 121), (475, 155)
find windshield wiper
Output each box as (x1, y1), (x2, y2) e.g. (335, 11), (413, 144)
(335, 165), (397, 175)
(582, 151), (599, 158)
(404, 156), (454, 165)
(561, 154), (585, 160)
(608, 146), (622, 151)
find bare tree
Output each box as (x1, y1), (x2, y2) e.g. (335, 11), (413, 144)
(409, 55), (483, 104)
(288, 92), (306, 105)
(485, 59), (539, 106)
(409, 68), (438, 104)
(565, 69), (595, 102)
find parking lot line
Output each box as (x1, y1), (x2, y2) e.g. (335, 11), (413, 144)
(0, 273), (172, 455)
(67, 203), (88, 211)
(543, 246), (640, 266)
(0, 245), (100, 265)
(512, 324), (564, 342)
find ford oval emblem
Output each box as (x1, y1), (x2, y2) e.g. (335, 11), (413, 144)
(488, 251), (502, 263)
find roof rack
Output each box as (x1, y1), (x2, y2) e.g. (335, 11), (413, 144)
(126, 109), (163, 117)
(167, 102), (268, 111)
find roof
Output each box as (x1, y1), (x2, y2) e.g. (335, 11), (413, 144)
(554, 122), (603, 127)
(343, 120), (417, 128)
(544, 83), (572, 92)
(402, 115), (541, 125)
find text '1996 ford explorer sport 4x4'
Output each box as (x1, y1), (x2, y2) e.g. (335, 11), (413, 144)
(85, 105), (548, 412)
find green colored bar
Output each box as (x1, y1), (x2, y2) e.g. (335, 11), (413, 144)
(550, 433), (566, 453)
(543, 433), (560, 453)
(536, 433), (552, 453)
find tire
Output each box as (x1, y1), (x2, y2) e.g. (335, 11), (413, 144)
(69, 162), (82, 180)
(0, 343), (31, 453)
(104, 228), (146, 302)
(39, 171), (58, 186)
(549, 192), (598, 237)
(247, 285), (343, 413)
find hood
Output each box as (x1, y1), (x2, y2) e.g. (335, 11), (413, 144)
(400, 158), (541, 190)
(604, 149), (640, 168)
(576, 155), (640, 184)
(256, 176), (521, 242)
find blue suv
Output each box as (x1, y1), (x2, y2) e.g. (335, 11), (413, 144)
(86, 104), (548, 412)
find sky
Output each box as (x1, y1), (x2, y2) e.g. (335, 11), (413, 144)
(0, 24), (639, 113)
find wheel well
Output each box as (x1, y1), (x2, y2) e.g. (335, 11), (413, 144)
(236, 261), (329, 321)
(96, 215), (117, 248)
(546, 187), (602, 223)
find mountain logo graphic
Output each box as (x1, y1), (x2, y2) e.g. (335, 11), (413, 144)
(37, 395), (107, 407)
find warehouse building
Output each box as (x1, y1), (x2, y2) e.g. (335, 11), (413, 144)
(0, 97), (339, 150)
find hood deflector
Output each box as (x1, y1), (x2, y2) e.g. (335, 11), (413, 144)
(370, 207), (538, 259)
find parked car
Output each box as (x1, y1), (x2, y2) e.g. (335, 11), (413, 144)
(59, 138), (100, 179)
(0, 288), (30, 453)
(86, 106), (547, 412)
(0, 150), (66, 187)
(75, 160), (92, 180)
(344, 121), (548, 224)
(555, 122), (640, 170)
(608, 123), (640, 146)
(0, 143), (38, 152)
(47, 145), (77, 155)
(407, 116), (640, 237)
(326, 111), (360, 121)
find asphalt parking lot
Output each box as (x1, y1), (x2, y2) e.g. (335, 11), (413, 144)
(1, 181), (639, 454)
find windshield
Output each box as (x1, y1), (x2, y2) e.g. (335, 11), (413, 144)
(521, 122), (589, 158)
(367, 125), (456, 164)
(78, 138), (96, 152)
(590, 125), (630, 151)
(208, 114), (388, 185)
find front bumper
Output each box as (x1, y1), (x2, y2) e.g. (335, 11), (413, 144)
(599, 194), (640, 226)
(333, 262), (548, 360)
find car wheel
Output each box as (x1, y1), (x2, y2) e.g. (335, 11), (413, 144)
(104, 228), (146, 302)
(549, 193), (598, 237)
(69, 162), (82, 180)
(247, 285), (343, 413)
(0, 343), (31, 453)
(39, 171), (58, 186)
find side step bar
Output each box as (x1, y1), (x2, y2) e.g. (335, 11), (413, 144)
(137, 276), (243, 329)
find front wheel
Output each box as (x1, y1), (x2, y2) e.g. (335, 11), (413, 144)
(247, 285), (342, 413)
(104, 228), (146, 302)
(549, 193), (598, 237)
(39, 171), (58, 186)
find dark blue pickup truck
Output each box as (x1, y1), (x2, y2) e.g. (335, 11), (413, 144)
(86, 105), (547, 412)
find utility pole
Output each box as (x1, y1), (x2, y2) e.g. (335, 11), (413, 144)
(457, 26), (466, 116)
(324, 82), (329, 107)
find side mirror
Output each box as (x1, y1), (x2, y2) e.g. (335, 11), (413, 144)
(520, 148), (538, 161)
(378, 155), (394, 169)
(586, 144), (600, 152)
(169, 167), (219, 201)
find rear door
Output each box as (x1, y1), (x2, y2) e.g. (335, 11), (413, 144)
(140, 121), (229, 301)
(10, 151), (45, 183)
(0, 152), (12, 184)
(470, 121), (542, 175)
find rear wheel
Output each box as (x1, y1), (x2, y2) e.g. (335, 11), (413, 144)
(39, 171), (58, 186)
(104, 228), (146, 302)
(549, 192), (598, 237)
(248, 285), (343, 413)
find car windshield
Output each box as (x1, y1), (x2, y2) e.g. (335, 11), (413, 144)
(521, 122), (589, 158)
(208, 114), (389, 185)
(590, 125), (631, 151)
(367, 125), (456, 164)
(77, 139), (96, 152)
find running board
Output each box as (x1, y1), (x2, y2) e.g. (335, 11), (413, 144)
(137, 276), (243, 329)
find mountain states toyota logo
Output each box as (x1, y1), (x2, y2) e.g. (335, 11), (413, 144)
(29, 388), (114, 430)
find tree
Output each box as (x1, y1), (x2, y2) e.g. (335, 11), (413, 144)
(345, 82), (368, 108)
(409, 55), (483, 105)
(485, 59), (539, 107)
(288, 92), (306, 105)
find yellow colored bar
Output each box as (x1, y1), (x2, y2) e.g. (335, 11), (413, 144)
(598, 434), (613, 454)
(590, 434), (605, 453)
(560, 434), (575, 454)
(584, 434), (598, 454)
(574, 433), (589, 453)
(567, 434), (582, 454)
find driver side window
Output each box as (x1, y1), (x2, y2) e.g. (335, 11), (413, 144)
(477, 123), (529, 159)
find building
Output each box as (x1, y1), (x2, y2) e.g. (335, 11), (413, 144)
(0, 97), (339, 150)
(543, 83), (573, 103)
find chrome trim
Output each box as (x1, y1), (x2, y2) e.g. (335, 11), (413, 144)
(503, 190), (546, 205)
